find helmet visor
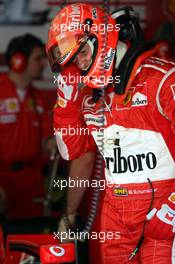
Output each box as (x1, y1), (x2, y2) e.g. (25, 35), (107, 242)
(48, 34), (88, 69)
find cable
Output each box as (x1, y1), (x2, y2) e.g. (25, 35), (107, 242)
(76, 0), (110, 239)
(128, 178), (155, 261)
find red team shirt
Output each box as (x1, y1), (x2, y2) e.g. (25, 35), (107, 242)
(0, 73), (52, 219)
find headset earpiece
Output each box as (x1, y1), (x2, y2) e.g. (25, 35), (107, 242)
(9, 52), (27, 73)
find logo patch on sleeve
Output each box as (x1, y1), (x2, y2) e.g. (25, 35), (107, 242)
(131, 92), (148, 107)
(6, 98), (19, 113)
(58, 97), (67, 108)
(168, 193), (175, 204)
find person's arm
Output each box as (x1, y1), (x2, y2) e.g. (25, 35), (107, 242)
(58, 151), (96, 242)
(156, 67), (175, 134)
(53, 65), (96, 241)
(145, 67), (175, 240)
(53, 64), (96, 160)
(66, 151), (96, 215)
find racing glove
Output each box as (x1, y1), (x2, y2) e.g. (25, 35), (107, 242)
(145, 192), (175, 240)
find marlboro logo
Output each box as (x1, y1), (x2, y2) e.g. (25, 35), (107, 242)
(105, 147), (157, 174)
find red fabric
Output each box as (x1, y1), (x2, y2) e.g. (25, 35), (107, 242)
(0, 73), (52, 163)
(88, 192), (104, 264)
(54, 54), (175, 164)
(78, 179), (105, 264)
(100, 180), (174, 264)
(145, 183), (175, 240)
(0, 164), (44, 219)
(0, 73), (52, 219)
(53, 65), (96, 160)
(53, 51), (175, 262)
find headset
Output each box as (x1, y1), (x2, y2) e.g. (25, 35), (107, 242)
(9, 52), (28, 73)
(5, 35), (29, 73)
(112, 6), (155, 95)
(5, 34), (44, 73)
(92, 6), (155, 102)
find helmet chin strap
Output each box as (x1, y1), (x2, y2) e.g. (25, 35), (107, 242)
(115, 41), (128, 69)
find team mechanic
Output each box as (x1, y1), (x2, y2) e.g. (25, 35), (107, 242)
(46, 4), (175, 263)
(0, 34), (54, 219)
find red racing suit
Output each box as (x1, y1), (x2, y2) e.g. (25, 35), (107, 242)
(0, 73), (52, 219)
(53, 51), (175, 263)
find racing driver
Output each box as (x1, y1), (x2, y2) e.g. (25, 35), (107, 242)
(46, 3), (175, 263)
